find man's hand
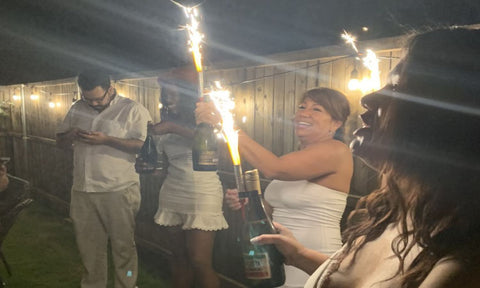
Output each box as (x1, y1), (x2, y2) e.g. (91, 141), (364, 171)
(77, 131), (109, 145)
(56, 128), (84, 149)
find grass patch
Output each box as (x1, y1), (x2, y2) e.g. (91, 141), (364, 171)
(0, 201), (170, 287)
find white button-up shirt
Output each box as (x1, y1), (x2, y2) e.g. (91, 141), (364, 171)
(57, 95), (152, 192)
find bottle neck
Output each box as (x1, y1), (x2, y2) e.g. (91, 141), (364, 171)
(245, 190), (267, 222)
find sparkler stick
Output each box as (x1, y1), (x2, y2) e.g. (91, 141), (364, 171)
(341, 30), (359, 53)
(208, 82), (246, 192)
(173, 0), (205, 98)
(173, 1), (245, 192)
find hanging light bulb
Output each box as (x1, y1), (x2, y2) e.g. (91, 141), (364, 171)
(348, 65), (360, 91)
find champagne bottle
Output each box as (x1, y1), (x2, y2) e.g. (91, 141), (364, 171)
(136, 134), (157, 174)
(192, 95), (218, 171)
(240, 169), (285, 288)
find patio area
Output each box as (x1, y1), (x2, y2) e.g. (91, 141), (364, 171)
(0, 199), (171, 288)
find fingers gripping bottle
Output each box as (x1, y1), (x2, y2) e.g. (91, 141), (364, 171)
(240, 169), (285, 287)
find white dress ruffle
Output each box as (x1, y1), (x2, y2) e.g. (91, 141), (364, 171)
(153, 133), (228, 231)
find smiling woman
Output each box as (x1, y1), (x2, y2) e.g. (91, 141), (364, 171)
(196, 87), (353, 287)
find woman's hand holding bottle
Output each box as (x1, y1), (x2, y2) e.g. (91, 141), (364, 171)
(225, 188), (247, 210)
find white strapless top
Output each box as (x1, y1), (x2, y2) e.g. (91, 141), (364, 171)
(265, 180), (347, 288)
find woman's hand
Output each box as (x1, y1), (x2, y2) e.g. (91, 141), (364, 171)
(250, 222), (303, 266)
(195, 102), (222, 127)
(225, 188), (247, 210)
(148, 121), (172, 135)
(135, 157), (161, 175)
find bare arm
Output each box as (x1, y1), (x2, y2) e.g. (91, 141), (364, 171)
(250, 222), (329, 275)
(238, 130), (351, 181)
(149, 121), (195, 139)
(419, 257), (479, 288)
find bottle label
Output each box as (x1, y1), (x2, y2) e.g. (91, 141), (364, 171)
(243, 251), (271, 279)
(196, 151), (218, 166)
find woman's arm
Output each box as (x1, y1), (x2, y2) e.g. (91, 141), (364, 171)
(238, 130), (351, 181)
(149, 121), (195, 139)
(250, 222), (329, 275)
(419, 257), (479, 288)
(195, 101), (352, 183)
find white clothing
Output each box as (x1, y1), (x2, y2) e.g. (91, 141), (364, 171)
(303, 247), (343, 288)
(265, 180), (347, 288)
(57, 95), (151, 192)
(153, 133), (228, 231)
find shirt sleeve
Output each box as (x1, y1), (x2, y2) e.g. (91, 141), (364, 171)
(125, 103), (152, 141)
(56, 105), (75, 135)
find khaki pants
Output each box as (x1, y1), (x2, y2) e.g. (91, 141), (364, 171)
(70, 184), (141, 288)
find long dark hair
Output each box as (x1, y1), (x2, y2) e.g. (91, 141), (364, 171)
(344, 28), (480, 287)
(159, 84), (197, 128)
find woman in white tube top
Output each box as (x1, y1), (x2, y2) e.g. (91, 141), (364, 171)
(196, 87), (353, 287)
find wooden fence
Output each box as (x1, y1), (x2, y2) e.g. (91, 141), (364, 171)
(0, 35), (403, 286)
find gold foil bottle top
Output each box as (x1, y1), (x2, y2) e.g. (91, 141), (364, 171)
(244, 169), (262, 195)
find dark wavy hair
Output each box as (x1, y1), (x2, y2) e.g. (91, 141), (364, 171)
(343, 28), (480, 287)
(300, 87), (351, 141)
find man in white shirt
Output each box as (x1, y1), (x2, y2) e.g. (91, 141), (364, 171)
(56, 69), (151, 288)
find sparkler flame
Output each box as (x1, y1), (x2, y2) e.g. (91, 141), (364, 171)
(342, 30), (381, 93)
(207, 82), (241, 166)
(183, 6), (204, 72)
(172, 0), (204, 73)
(341, 30), (358, 53)
(361, 49), (381, 92)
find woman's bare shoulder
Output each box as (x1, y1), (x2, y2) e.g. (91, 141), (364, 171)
(420, 256), (480, 288)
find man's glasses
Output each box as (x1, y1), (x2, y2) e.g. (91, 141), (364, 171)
(81, 88), (109, 104)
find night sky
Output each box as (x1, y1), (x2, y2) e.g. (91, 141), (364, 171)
(1, 0), (479, 85)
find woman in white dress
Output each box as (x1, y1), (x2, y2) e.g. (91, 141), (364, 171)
(249, 28), (480, 288)
(144, 69), (228, 288)
(197, 87), (353, 287)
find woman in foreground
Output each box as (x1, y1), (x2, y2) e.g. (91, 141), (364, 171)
(251, 28), (480, 288)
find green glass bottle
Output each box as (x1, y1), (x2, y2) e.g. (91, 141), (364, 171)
(240, 169), (285, 287)
(136, 134), (157, 174)
(192, 96), (218, 171)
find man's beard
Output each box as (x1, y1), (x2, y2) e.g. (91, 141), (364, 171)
(90, 104), (108, 112)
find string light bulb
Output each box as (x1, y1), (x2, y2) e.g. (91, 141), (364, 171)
(348, 65), (360, 91)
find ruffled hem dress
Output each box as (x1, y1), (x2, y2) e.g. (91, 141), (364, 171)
(153, 133), (228, 231)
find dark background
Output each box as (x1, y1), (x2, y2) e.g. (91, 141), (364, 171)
(1, 0), (479, 85)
